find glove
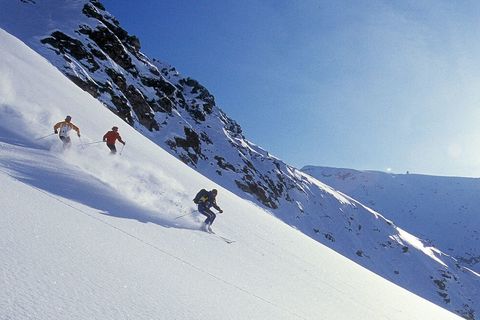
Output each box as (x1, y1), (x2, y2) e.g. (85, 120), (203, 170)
(54, 130), (58, 134)
(77, 133), (81, 137)
(122, 141), (126, 145)
(218, 209), (223, 214)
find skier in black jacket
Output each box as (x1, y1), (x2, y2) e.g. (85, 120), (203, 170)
(195, 189), (223, 231)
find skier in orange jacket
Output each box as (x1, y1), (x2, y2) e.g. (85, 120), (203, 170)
(53, 115), (80, 148)
(103, 126), (125, 154)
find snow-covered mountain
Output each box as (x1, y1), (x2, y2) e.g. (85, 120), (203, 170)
(0, 28), (464, 320)
(302, 166), (480, 273)
(1, 1), (479, 318)
(0, 0), (307, 212)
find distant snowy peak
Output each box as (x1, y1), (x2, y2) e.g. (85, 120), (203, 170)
(302, 165), (480, 270)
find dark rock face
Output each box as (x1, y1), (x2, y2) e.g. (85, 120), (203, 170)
(236, 179), (278, 209)
(41, 31), (100, 72)
(80, 25), (138, 75)
(167, 127), (204, 165)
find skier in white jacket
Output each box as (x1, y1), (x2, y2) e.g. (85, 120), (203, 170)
(53, 115), (80, 148)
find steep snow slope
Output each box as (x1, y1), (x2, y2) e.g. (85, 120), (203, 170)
(303, 166), (480, 273)
(0, 29), (465, 320)
(1, 1), (479, 318)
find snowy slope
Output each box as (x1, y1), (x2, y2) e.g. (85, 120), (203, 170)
(303, 166), (480, 273)
(1, 1), (479, 318)
(0, 28), (465, 320)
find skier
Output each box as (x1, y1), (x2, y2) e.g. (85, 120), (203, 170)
(53, 115), (81, 148)
(103, 126), (125, 154)
(193, 188), (223, 231)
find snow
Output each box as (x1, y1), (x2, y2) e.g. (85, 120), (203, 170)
(394, 229), (448, 267)
(303, 166), (480, 273)
(0, 29), (463, 319)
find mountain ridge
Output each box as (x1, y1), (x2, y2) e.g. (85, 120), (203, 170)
(303, 165), (480, 274)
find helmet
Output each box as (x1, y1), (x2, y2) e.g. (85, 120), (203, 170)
(211, 189), (218, 195)
(65, 115), (72, 121)
(112, 126), (118, 131)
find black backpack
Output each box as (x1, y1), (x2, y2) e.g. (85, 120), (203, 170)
(193, 189), (209, 204)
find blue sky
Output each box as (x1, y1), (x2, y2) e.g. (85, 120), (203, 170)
(102, 0), (480, 177)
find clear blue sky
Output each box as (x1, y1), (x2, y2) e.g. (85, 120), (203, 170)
(102, 0), (480, 177)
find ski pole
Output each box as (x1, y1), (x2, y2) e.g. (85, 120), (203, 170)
(119, 143), (125, 155)
(35, 133), (56, 140)
(79, 136), (85, 150)
(174, 212), (191, 220)
(83, 141), (104, 145)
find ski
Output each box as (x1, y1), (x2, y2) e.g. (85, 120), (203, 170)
(212, 232), (235, 244)
(201, 225), (235, 244)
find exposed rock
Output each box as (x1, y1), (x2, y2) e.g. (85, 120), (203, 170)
(235, 179), (277, 209)
(41, 31), (100, 72)
(79, 25), (138, 76)
(67, 75), (100, 98)
(214, 156), (235, 172)
(169, 127), (204, 165)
